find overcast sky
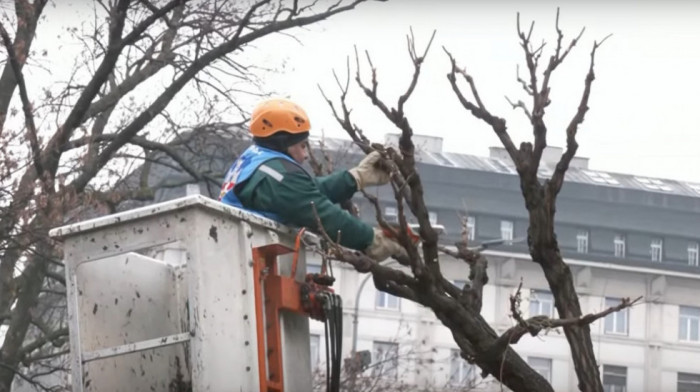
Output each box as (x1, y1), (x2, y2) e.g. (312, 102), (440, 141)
(19, 1), (700, 184)
(261, 1), (700, 184)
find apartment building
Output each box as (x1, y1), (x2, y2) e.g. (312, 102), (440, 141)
(302, 135), (700, 392)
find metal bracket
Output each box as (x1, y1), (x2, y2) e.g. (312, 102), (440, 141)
(82, 332), (192, 363)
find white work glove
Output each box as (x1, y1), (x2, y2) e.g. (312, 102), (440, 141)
(349, 151), (391, 190)
(364, 228), (408, 262)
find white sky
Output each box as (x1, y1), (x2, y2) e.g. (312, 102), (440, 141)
(13, 1), (700, 184)
(260, 1), (700, 184)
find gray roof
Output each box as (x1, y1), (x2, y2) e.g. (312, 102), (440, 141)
(116, 122), (700, 207)
(311, 135), (700, 199)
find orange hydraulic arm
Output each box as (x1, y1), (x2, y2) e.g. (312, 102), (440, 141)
(252, 234), (341, 392)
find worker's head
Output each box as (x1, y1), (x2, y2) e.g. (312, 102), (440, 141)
(250, 98), (311, 164)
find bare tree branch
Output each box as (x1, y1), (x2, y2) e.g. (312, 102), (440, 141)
(505, 96), (533, 122)
(0, 2), (373, 389)
(397, 28), (435, 116)
(0, 22), (43, 178)
(483, 282), (641, 360)
(70, 0), (367, 193)
(0, 0), (48, 135)
(549, 35), (610, 196)
(444, 47), (521, 171)
(18, 327), (69, 360)
(0, 362), (54, 392)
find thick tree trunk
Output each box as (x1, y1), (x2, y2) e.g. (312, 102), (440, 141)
(539, 248), (602, 392)
(426, 292), (554, 392)
(527, 191), (603, 392)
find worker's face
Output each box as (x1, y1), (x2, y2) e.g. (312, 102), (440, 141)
(287, 140), (308, 164)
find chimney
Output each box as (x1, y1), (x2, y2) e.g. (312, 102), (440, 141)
(488, 145), (589, 169)
(384, 133), (443, 154)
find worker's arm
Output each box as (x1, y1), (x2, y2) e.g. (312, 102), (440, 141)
(314, 151), (392, 202)
(314, 171), (359, 204)
(237, 159), (374, 251)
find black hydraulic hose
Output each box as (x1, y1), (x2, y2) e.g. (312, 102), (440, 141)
(331, 295), (343, 391)
(320, 294), (343, 392)
(327, 296), (338, 392)
(318, 292), (344, 392)
(324, 310), (331, 392)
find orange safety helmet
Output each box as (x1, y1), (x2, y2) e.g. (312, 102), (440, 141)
(249, 98), (311, 138)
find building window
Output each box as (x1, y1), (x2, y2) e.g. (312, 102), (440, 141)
(614, 235), (626, 258)
(577, 230), (589, 253)
(678, 372), (700, 392)
(466, 216), (476, 241)
(527, 357), (552, 383)
(603, 365), (627, 392)
(529, 290), (555, 318)
(689, 242), (699, 267)
(635, 176), (673, 192)
(604, 298), (628, 335)
(500, 220), (513, 241)
(583, 170), (621, 185)
(651, 238), (663, 262)
(679, 306), (700, 342)
(385, 206), (398, 223)
(429, 211), (438, 225)
(310, 334), (320, 369)
(449, 349), (476, 386)
(372, 341), (398, 378)
(376, 290), (400, 310)
(307, 263), (322, 274)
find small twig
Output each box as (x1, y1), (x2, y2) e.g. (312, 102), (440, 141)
(515, 64), (533, 96)
(505, 96), (533, 122)
(0, 362), (54, 392)
(309, 202), (342, 253)
(397, 27), (436, 116)
(444, 47), (521, 169)
(360, 190), (397, 237)
(308, 202), (375, 273)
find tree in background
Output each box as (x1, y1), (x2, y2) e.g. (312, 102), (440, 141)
(0, 1), (374, 390)
(317, 10), (639, 392)
(309, 321), (495, 392)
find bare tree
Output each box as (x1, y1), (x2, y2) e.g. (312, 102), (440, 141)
(0, 1), (375, 390)
(310, 321), (492, 392)
(316, 11), (640, 392)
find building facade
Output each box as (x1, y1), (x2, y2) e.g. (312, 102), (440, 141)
(302, 135), (700, 392)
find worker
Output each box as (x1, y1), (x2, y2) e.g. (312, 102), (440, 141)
(219, 98), (406, 262)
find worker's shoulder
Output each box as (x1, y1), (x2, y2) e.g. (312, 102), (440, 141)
(255, 158), (309, 180)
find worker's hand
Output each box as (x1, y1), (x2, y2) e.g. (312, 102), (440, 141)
(349, 151), (390, 190)
(364, 228), (408, 262)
